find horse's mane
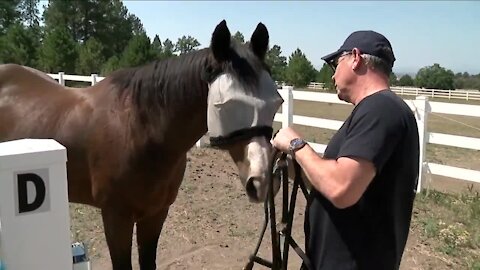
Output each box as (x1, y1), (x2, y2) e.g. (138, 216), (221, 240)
(109, 48), (211, 111)
(108, 41), (269, 113)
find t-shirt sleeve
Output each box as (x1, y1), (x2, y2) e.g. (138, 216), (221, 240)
(337, 97), (405, 173)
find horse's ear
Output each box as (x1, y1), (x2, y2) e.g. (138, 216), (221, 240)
(211, 20), (231, 62)
(249, 22), (269, 60)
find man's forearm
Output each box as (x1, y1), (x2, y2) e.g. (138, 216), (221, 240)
(293, 145), (355, 209)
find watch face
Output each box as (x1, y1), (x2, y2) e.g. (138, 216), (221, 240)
(292, 138), (302, 147)
(290, 138), (305, 150)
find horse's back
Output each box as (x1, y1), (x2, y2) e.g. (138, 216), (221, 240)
(0, 64), (65, 94)
(0, 64), (92, 142)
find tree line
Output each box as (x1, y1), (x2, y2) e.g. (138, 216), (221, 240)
(1, 0), (479, 90)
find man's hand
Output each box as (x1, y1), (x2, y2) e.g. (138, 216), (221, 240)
(271, 127), (303, 153)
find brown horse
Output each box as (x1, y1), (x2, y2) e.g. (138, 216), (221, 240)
(0, 20), (283, 270)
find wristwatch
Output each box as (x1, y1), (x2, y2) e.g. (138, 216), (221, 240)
(288, 138), (307, 157)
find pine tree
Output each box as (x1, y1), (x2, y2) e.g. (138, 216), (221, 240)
(285, 48), (316, 87)
(38, 26), (78, 73)
(151, 35), (163, 59)
(77, 37), (105, 75)
(119, 33), (153, 68)
(18, 0), (40, 28)
(265, 45), (287, 82)
(0, 0), (20, 35)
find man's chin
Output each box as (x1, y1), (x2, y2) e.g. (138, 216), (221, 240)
(337, 92), (348, 103)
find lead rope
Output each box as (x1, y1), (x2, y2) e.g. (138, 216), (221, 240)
(243, 148), (313, 270)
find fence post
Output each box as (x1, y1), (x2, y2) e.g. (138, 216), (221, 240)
(58, 72), (65, 86)
(281, 86), (294, 128)
(195, 136), (206, 148)
(413, 95), (429, 193)
(91, 74), (98, 86)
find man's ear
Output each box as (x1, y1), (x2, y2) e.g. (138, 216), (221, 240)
(352, 48), (362, 70)
(352, 58), (359, 70)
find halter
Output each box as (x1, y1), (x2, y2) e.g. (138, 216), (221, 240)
(244, 148), (313, 270)
(209, 126), (273, 147)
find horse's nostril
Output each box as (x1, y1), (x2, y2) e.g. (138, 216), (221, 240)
(246, 177), (260, 200)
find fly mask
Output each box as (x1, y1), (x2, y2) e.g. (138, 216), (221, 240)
(206, 70), (283, 147)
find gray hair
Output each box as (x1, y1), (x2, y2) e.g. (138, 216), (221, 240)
(360, 54), (392, 76)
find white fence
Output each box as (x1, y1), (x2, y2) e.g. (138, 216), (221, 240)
(48, 72), (480, 102)
(48, 72), (104, 86)
(308, 82), (325, 89)
(308, 82), (480, 101)
(390, 87), (480, 101)
(46, 72), (480, 192)
(277, 86), (480, 193)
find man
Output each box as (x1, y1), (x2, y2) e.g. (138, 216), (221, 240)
(272, 30), (420, 270)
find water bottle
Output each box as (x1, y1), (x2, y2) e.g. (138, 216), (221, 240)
(72, 242), (91, 270)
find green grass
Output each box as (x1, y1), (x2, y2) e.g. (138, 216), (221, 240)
(413, 188), (480, 269)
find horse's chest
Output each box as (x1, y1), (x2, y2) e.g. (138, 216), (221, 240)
(122, 155), (187, 216)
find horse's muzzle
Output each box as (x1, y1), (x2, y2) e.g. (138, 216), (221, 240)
(245, 176), (263, 202)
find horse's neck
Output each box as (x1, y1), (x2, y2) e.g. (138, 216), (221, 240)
(123, 58), (210, 154)
(156, 96), (208, 153)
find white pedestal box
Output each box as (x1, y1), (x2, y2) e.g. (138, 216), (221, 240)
(0, 139), (72, 270)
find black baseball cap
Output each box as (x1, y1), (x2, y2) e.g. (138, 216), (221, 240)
(321, 30), (396, 67)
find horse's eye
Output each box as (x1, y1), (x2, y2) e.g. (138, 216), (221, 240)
(202, 66), (223, 83)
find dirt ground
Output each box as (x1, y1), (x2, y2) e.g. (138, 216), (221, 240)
(70, 147), (478, 270)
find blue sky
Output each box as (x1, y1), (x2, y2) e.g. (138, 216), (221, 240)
(120, 1), (479, 75)
(39, 1), (479, 75)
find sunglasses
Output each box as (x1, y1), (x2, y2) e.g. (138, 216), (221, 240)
(328, 51), (353, 72)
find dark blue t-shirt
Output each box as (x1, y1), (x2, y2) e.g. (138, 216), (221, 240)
(305, 90), (419, 270)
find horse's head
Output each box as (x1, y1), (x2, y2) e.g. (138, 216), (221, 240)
(203, 20), (283, 203)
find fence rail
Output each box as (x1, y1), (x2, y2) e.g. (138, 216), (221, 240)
(47, 72), (480, 192)
(47, 73), (480, 102)
(308, 82), (480, 101)
(277, 86), (480, 192)
(49, 72), (104, 86)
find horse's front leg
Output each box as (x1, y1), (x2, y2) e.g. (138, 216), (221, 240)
(136, 207), (170, 270)
(101, 207), (135, 270)
(137, 155), (186, 270)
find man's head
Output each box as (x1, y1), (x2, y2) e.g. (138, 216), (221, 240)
(322, 31), (395, 103)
